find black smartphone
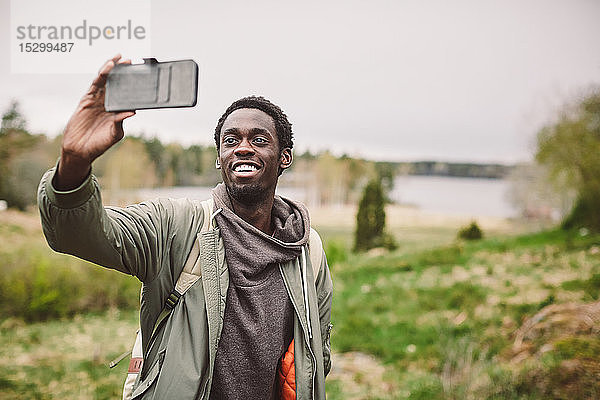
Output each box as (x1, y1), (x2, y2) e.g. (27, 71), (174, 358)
(105, 58), (198, 112)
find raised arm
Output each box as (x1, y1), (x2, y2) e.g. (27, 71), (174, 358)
(54, 54), (135, 190)
(38, 56), (177, 282)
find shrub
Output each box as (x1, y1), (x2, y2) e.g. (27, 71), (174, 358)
(353, 179), (397, 252)
(0, 248), (141, 322)
(457, 221), (483, 241)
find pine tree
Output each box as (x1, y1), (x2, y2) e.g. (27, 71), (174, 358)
(354, 179), (387, 252)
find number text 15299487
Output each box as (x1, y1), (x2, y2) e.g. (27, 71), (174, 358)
(19, 42), (74, 52)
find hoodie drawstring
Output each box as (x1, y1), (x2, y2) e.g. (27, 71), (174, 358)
(301, 245), (313, 339)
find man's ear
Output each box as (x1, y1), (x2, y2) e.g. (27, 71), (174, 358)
(279, 148), (293, 171)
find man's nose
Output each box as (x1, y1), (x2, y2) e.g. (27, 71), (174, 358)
(234, 138), (255, 156)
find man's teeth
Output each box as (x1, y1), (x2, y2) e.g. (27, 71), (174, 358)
(234, 164), (258, 172)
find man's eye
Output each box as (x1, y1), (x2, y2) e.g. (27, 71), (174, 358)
(254, 137), (267, 144)
(223, 137), (237, 145)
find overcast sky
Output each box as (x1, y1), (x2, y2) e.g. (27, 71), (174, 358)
(1, 0), (599, 164)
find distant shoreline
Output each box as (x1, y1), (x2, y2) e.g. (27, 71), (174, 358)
(391, 161), (513, 179)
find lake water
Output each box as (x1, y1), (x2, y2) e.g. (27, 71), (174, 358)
(390, 176), (517, 218)
(135, 186), (306, 203)
(133, 176), (517, 219)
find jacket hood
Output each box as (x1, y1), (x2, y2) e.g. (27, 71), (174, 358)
(211, 182), (310, 250)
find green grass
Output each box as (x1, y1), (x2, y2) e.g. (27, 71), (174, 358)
(328, 228), (600, 398)
(2, 210), (600, 399)
(554, 336), (600, 360)
(0, 309), (139, 400)
(561, 273), (600, 300)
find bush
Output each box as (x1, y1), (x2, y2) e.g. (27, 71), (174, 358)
(0, 248), (141, 322)
(353, 179), (397, 252)
(457, 221), (483, 241)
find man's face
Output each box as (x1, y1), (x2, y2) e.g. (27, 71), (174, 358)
(218, 108), (292, 205)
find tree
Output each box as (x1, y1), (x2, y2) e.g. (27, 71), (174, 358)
(102, 138), (158, 190)
(314, 151), (346, 205)
(0, 101), (42, 209)
(353, 179), (396, 252)
(143, 136), (168, 183)
(536, 90), (600, 231)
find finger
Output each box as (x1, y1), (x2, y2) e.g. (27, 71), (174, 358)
(87, 62), (112, 95)
(114, 110), (136, 122)
(88, 55), (121, 94)
(118, 58), (132, 65)
(113, 120), (126, 141)
(99, 55), (121, 79)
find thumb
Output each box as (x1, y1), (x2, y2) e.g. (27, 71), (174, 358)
(112, 110), (135, 140)
(115, 110), (136, 122)
(113, 120), (125, 142)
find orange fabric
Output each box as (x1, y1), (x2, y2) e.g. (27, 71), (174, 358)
(127, 357), (143, 373)
(278, 339), (296, 400)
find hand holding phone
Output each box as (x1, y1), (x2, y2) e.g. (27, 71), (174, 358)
(55, 56), (198, 191)
(55, 55), (136, 191)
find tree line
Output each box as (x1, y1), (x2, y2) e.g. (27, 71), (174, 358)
(4, 90), (598, 235)
(0, 101), (393, 210)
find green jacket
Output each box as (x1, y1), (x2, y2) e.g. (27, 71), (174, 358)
(37, 168), (333, 399)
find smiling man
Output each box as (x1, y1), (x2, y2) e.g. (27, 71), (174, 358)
(216, 104), (293, 220)
(37, 56), (333, 400)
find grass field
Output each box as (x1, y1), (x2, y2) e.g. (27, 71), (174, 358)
(1, 207), (599, 399)
(326, 228), (600, 399)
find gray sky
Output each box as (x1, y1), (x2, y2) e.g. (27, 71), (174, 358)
(1, 0), (599, 163)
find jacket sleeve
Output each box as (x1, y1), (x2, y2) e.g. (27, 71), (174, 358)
(315, 249), (333, 377)
(37, 166), (171, 283)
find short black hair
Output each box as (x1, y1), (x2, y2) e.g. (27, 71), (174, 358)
(214, 96), (293, 152)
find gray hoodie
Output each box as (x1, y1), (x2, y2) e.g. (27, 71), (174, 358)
(210, 183), (310, 399)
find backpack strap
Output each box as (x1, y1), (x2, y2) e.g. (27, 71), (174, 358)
(308, 227), (323, 283)
(299, 227), (325, 340)
(149, 199), (215, 341)
(175, 199), (214, 293)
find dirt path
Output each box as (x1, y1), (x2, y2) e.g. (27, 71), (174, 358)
(329, 351), (396, 399)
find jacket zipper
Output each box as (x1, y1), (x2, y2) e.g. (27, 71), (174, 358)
(279, 261), (317, 400)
